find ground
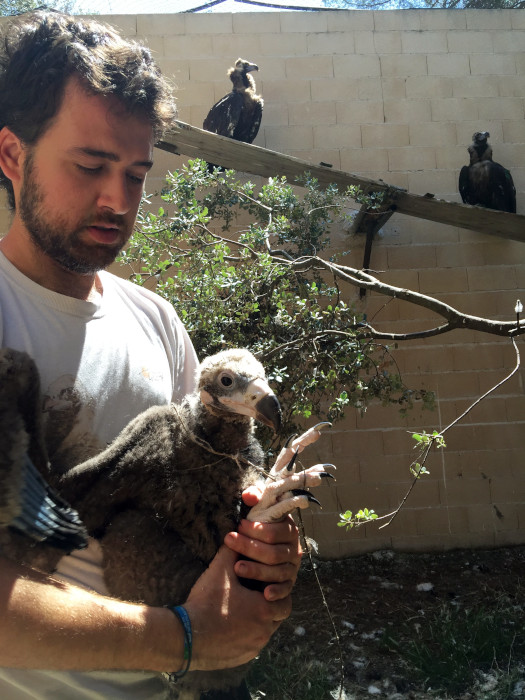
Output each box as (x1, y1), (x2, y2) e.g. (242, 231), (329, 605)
(248, 545), (525, 700)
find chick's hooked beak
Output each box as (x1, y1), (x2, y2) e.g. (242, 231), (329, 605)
(254, 389), (282, 433)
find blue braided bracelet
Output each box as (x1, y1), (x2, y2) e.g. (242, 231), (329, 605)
(168, 605), (192, 680)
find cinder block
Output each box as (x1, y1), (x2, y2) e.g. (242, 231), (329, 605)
(261, 103), (289, 127)
(470, 53), (517, 75)
(451, 75), (500, 98)
(99, 14), (137, 37)
(406, 76), (453, 98)
(233, 12), (280, 34)
(174, 79), (215, 108)
(165, 60), (189, 84)
(435, 370), (480, 399)
(515, 50), (525, 74)
(189, 58), (235, 83)
(430, 98), (478, 122)
(164, 34), (212, 59)
(313, 124), (362, 149)
(383, 99), (431, 124)
(280, 11), (328, 33)
(427, 53), (470, 76)
(355, 31), (375, 55)
(406, 170), (459, 197)
(332, 429), (386, 459)
(467, 504), (501, 534)
(418, 266), (468, 294)
(467, 265), (517, 292)
(436, 145), (469, 171)
(380, 77), (406, 100)
(185, 13), (232, 35)
(402, 30), (448, 54)
(337, 101), (385, 125)
(258, 33), (306, 56)
(311, 77), (359, 102)
(286, 55), (334, 79)
(380, 54), (427, 77)
(373, 31), (402, 54)
(289, 101), (336, 126)
(388, 146), (436, 172)
(409, 122), (457, 147)
(264, 126), (314, 151)
(340, 148), (389, 174)
(420, 10), (467, 31)
(511, 9), (525, 28)
(262, 79), (311, 103)
(498, 75), (525, 98)
(210, 34), (262, 59)
(441, 478), (492, 507)
(307, 32), (355, 55)
(0, 208), (11, 233)
(327, 10), (374, 32)
(414, 506), (454, 536)
(386, 241), (438, 269)
(361, 124), (409, 148)
(373, 10), (422, 31)
(334, 54), (381, 79)
(137, 14), (185, 36)
(466, 9), (513, 30)
(447, 30), (494, 54)
(478, 97), (525, 122)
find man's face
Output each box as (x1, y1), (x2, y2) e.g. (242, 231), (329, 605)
(18, 79), (154, 275)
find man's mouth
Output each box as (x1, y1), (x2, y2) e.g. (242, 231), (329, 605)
(85, 224), (122, 245)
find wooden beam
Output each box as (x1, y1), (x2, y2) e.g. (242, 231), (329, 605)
(157, 120), (525, 244)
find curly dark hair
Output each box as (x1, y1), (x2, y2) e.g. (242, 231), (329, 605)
(0, 10), (177, 209)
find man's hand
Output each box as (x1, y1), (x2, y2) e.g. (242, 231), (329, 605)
(183, 543), (293, 671)
(225, 510), (302, 602)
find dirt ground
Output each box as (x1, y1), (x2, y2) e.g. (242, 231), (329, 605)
(251, 545), (525, 700)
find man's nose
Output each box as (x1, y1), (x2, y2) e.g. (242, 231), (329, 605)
(97, 175), (131, 214)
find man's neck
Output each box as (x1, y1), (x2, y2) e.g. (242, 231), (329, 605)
(0, 227), (100, 301)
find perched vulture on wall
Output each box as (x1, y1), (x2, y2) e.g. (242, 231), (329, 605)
(0, 346), (332, 698)
(202, 58), (263, 170)
(459, 131), (516, 213)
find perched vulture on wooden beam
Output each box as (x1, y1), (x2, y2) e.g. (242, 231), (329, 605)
(459, 131), (516, 213)
(203, 58), (263, 170)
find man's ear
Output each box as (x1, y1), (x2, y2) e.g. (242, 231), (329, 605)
(0, 126), (24, 185)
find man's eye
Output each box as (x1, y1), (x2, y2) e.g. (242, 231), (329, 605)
(127, 173), (145, 185)
(77, 164), (101, 175)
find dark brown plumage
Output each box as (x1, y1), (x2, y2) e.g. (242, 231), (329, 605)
(459, 131), (516, 213)
(0, 346), (330, 698)
(203, 58), (263, 146)
(1, 347), (281, 696)
(0, 348), (87, 562)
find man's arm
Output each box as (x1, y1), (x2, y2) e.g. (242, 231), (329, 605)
(0, 535), (296, 674)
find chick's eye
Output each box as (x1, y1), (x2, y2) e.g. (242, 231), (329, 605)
(219, 373), (234, 387)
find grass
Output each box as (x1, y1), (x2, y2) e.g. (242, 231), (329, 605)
(247, 643), (340, 700)
(384, 594), (525, 697)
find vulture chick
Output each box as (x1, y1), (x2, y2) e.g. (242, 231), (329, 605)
(1, 347), (331, 698)
(0, 348), (87, 568)
(459, 131), (516, 213)
(203, 58), (263, 165)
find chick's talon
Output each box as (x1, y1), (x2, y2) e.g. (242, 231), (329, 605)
(289, 489), (322, 507)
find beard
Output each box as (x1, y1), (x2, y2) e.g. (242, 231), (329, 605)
(19, 152), (128, 275)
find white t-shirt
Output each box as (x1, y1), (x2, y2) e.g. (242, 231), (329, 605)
(0, 251), (199, 699)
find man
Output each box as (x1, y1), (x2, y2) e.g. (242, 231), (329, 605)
(0, 11), (302, 698)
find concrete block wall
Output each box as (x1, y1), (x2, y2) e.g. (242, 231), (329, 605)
(1, 10), (523, 557)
